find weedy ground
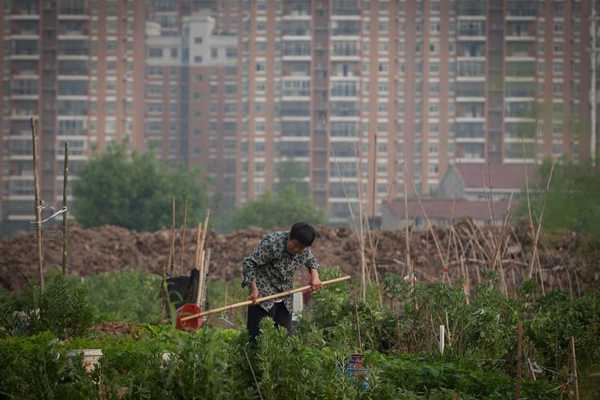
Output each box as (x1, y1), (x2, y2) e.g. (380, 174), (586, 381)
(0, 269), (598, 399)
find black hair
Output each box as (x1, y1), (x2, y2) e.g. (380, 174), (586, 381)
(289, 222), (316, 247)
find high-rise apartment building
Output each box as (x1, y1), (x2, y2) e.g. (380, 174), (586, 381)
(144, 1), (241, 210)
(0, 0), (146, 233)
(2, 0), (599, 233)
(238, 0), (599, 224)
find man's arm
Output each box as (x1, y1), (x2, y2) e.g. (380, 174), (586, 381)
(242, 236), (274, 302)
(304, 249), (322, 291)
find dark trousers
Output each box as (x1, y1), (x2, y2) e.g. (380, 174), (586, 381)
(247, 302), (292, 343)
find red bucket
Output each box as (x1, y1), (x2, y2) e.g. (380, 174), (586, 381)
(176, 303), (206, 331)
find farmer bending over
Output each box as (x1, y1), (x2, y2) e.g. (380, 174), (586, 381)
(242, 222), (322, 343)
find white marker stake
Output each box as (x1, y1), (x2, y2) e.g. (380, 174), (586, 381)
(439, 325), (445, 355)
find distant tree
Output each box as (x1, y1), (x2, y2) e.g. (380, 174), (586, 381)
(231, 186), (326, 230)
(516, 159), (600, 236)
(72, 144), (208, 232)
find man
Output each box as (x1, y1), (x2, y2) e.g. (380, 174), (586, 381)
(242, 222), (322, 342)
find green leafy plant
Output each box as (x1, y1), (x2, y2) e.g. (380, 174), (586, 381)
(82, 271), (162, 324)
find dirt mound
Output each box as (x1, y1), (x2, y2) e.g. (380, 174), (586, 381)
(1, 223), (598, 293)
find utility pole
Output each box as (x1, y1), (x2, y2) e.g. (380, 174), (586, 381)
(592, 0), (598, 166)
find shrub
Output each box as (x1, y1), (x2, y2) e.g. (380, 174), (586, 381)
(36, 275), (96, 338)
(81, 271), (162, 324)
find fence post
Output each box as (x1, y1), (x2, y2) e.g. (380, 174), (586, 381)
(516, 321), (523, 400)
(62, 142), (69, 275)
(31, 117), (44, 291)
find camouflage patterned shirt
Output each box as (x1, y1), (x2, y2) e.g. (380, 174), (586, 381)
(242, 231), (320, 312)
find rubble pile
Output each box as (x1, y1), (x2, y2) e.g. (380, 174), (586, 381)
(1, 222), (598, 293)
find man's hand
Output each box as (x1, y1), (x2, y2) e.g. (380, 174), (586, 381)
(248, 281), (259, 303)
(309, 270), (322, 292)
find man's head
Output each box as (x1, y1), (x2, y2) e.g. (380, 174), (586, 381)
(286, 222), (316, 254)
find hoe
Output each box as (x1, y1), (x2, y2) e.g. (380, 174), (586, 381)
(176, 275), (351, 331)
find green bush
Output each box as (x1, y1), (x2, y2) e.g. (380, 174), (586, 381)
(0, 326), (562, 400)
(81, 271), (162, 324)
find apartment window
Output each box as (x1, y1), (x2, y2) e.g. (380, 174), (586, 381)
(553, 62), (563, 74)
(282, 121), (310, 137)
(283, 41), (311, 56)
(553, 22), (563, 34)
(333, 41), (358, 56)
(458, 20), (485, 36)
(429, 42), (439, 54)
(552, 1), (564, 15)
(552, 83), (562, 95)
(224, 84), (237, 95)
(331, 122), (358, 137)
(280, 101), (309, 116)
(59, 0), (86, 14)
(11, 79), (38, 95)
(256, 62), (266, 72)
(332, 20), (361, 36)
(283, 80), (310, 96)
(58, 119), (86, 135)
(148, 103), (163, 113)
(277, 142), (309, 158)
(225, 48), (237, 58)
(331, 81), (357, 97)
(331, 101), (358, 117)
(282, 20), (310, 36)
(194, 37), (203, 44)
(148, 47), (163, 58)
(378, 82), (388, 95)
(58, 80), (88, 96)
(211, 47), (219, 59)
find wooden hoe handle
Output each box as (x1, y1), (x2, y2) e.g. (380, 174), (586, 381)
(180, 275), (351, 321)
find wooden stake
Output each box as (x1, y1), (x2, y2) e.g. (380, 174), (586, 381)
(439, 325), (445, 355)
(31, 117), (44, 292)
(460, 256), (470, 304)
(516, 321), (523, 400)
(200, 248), (211, 309)
(168, 197), (176, 275)
(62, 142), (69, 276)
(570, 336), (580, 400)
(179, 199), (188, 275)
(194, 223), (203, 267)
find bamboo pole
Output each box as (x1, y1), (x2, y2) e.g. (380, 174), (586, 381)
(179, 199), (188, 275)
(62, 142), (69, 276)
(31, 117), (44, 292)
(528, 161), (556, 294)
(570, 336), (580, 400)
(414, 191), (448, 283)
(194, 223), (203, 267)
(181, 276), (351, 321)
(403, 180), (414, 295)
(168, 197), (176, 275)
(200, 248), (211, 309)
(516, 321), (523, 400)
